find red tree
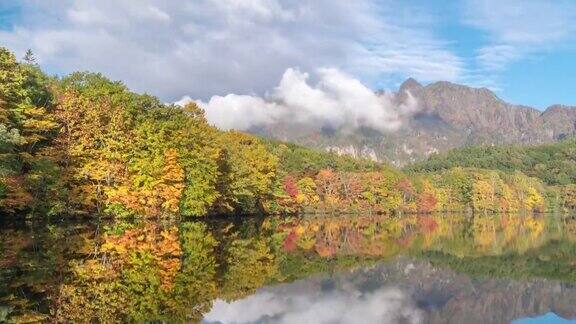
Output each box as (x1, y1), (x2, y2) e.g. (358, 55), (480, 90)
(283, 175), (299, 198)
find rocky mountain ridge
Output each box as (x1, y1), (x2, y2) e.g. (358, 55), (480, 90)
(253, 78), (576, 166)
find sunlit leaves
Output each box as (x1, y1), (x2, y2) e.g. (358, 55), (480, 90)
(0, 47), (60, 215)
(215, 131), (278, 214)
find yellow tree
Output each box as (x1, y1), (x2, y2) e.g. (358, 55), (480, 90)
(472, 175), (495, 213)
(563, 184), (576, 211)
(0, 47), (61, 214)
(296, 177), (320, 206)
(314, 169), (344, 209)
(158, 149), (185, 213)
(216, 131), (278, 214)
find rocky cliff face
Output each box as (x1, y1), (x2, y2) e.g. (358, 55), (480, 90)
(253, 79), (576, 166)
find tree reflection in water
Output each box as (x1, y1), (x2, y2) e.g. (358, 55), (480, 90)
(1, 213), (576, 322)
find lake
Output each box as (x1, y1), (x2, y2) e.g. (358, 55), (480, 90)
(1, 213), (576, 323)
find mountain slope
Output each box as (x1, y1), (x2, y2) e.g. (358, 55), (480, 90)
(253, 78), (576, 166)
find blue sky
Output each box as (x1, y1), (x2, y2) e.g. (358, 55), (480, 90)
(0, 0), (574, 109)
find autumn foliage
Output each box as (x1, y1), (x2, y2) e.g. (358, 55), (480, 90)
(0, 46), (574, 218)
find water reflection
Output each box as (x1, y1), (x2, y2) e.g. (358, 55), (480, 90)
(205, 282), (422, 324)
(1, 213), (576, 322)
(205, 257), (576, 324)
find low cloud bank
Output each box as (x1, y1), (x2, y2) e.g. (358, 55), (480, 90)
(178, 68), (417, 132)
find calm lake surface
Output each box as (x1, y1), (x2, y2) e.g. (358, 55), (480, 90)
(1, 213), (576, 323)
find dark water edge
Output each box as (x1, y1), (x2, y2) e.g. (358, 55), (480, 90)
(2, 212), (576, 323)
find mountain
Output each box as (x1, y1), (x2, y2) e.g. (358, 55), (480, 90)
(253, 78), (576, 166)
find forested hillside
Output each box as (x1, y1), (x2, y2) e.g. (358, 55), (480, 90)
(262, 139), (381, 174)
(407, 139), (576, 185)
(1, 46), (574, 218)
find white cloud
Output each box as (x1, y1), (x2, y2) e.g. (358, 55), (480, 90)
(475, 45), (519, 71)
(0, 0), (464, 102)
(203, 287), (422, 324)
(463, 0), (576, 46)
(185, 67), (418, 132)
(196, 93), (281, 131)
(463, 0), (576, 71)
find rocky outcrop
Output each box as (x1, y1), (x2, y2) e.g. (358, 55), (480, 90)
(406, 80), (574, 144)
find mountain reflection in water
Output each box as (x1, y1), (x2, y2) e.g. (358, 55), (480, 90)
(205, 257), (576, 324)
(1, 213), (576, 323)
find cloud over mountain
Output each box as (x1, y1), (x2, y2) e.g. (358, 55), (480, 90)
(183, 67), (417, 132)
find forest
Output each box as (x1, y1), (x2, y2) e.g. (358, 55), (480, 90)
(407, 139), (576, 185)
(1, 45), (575, 218)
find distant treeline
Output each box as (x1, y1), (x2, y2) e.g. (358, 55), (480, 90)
(406, 139), (576, 186)
(1, 46), (574, 218)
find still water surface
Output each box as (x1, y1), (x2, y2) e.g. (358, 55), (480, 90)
(1, 213), (576, 323)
